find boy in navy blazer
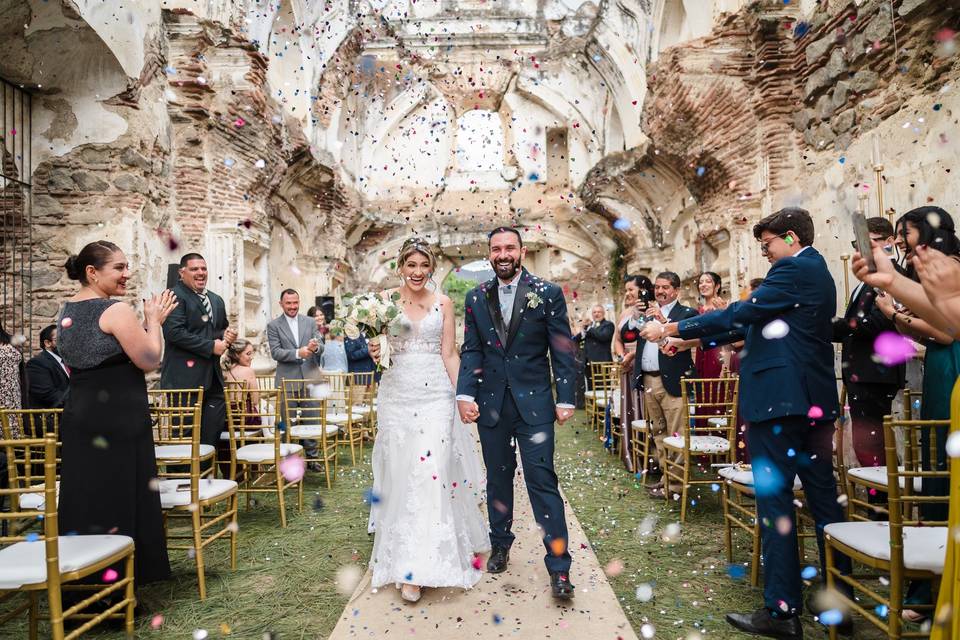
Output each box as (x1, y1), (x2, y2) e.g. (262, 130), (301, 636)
(641, 208), (851, 638)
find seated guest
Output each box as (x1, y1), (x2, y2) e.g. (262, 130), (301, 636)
(26, 323), (70, 411)
(346, 335), (380, 382)
(641, 208), (851, 638)
(223, 339), (260, 414)
(0, 321), (26, 438)
(316, 309), (348, 372)
(57, 240), (174, 585)
(832, 217), (904, 469)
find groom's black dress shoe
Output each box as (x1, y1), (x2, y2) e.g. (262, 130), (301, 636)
(726, 608), (803, 639)
(486, 546), (510, 573)
(549, 572), (575, 600)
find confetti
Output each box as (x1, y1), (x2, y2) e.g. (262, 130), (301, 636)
(761, 319), (789, 339)
(873, 331), (916, 366)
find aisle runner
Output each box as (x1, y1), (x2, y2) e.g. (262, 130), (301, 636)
(327, 469), (638, 640)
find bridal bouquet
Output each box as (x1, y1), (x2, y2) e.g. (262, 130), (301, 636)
(329, 292), (402, 369)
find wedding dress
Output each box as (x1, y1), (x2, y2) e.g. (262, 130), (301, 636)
(367, 300), (490, 589)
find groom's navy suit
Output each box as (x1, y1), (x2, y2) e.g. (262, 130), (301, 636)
(458, 268), (576, 573)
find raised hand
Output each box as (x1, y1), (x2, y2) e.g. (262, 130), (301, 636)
(915, 245), (960, 304)
(144, 290), (178, 326)
(639, 319), (665, 342)
(851, 245), (896, 290)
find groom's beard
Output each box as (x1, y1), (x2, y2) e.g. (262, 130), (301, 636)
(493, 258), (521, 281)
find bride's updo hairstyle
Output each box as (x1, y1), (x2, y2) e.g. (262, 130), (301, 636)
(65, 240), (121, 284)
(396, 237), (438, 273)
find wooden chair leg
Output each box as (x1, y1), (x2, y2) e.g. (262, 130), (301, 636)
(230, 495), (239, 571)
(192, 507), (206, 600)
(30, 590), (42, 640)
(722, 486), (733, 563)
(124, 552), (136, 636)
(679, 456), (689, 522)
(277, 469), (288, 528)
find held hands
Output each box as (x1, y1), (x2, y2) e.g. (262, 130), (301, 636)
(224, 328), (238, 345)
(556, 406), (574, 425)
(368, 338), (381, 364)
(457, 399), (480, 423)
(144, 290), (178, 326)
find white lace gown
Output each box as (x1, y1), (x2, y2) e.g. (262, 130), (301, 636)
(367, 302), (490, 589)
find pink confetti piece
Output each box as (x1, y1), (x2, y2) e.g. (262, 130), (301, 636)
(278, 455), (306, 482)
(873, 331), (916, 366)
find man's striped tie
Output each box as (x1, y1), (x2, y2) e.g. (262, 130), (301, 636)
(199, 292), (212, 321)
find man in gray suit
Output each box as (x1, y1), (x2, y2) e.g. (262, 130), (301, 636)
(267, 289), (323, 466)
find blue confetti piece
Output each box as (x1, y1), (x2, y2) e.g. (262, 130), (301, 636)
(26, 533), (39, 542)
(819, 609), (844, 626)
(838, 156), (845, 164)
(728, 564), (747, 580)
(696, 166), (706, 177)
(787, 448), (796, 457)
(801, 566), (818, 580)
(772, 424), (783, 435)
(711, 483), (720, 492)
(527, 172), (540, 182)
(875, 604), (889, 618)
(751, 457), (785, 497)
(404, 572), (413, 581)
(493, 614), (502, 624)
(613, 218), (632, 231)
(363, 488), (381, 505)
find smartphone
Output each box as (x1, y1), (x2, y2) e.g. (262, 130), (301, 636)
(851, 212), (877, 273)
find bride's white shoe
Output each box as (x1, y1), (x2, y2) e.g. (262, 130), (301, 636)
(400, 584), (421, 603)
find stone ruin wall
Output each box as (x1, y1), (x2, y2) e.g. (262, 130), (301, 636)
(633, 0), (960, 301)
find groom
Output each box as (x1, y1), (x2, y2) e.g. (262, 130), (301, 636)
(457, 226), (578, 600)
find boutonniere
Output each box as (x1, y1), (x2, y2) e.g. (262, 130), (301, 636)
(526, 292), (544, 309)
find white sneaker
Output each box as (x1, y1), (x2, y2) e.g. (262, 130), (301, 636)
(401, 584), (421, 603)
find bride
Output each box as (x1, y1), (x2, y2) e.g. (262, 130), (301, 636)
(367, 238), (490, 603)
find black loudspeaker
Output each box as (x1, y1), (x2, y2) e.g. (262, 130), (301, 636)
(315, 296), (335, 321)
(166, 264), (180, 289)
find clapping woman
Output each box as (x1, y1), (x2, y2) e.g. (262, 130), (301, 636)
(57, 240), (178, 585)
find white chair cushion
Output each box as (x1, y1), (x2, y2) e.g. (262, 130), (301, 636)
(326, 412), (363, 424)
(351, 405), (372, 415)
(846, 466), (922, 492)
(631, 420), (647, 431)
(719, 466), (803, 491)
(290, 424), (339, 438)
(707, 417), (729, 427)
(158, 479), (238, 508)
(155, 444), (215, 459)
(0, 535), (133, 589)
(663, 435), (730, 453)
(583, 390), (598, 398)
(220, 429), (260, 441)
(596, 398), (609, 407)
(824, 521), (947, 574)
(235, 442), (303, 462)
(18, 481), (60, 510)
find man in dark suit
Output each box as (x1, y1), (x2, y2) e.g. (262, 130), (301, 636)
(574, 305), (615, 389)
(632, 271), (698, 495)
(344, 337), (379, 381)
(642, 208), (851, 639)
(160, 253), (236, 448)
(456, 226), (578, 600)
(832, 217), (905, 470)
(25, 324), (69, 410)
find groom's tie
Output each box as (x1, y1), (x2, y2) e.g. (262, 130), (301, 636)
(500, 284), (513, 328)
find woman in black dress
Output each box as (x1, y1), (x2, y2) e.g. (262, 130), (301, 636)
(57, 240), (178, 585)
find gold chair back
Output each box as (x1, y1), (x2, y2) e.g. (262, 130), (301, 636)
(147, 389), (206, 482)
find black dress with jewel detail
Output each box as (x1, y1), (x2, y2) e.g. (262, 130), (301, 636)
(57, 298), (170, 585)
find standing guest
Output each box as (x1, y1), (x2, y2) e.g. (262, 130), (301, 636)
(633, 271), (698, 497)
(864, 207), (959, 621)
(575, 305), (615, 389)
(612, 276), (654, 472)
(57, 240), (176, 584)
(315, 308), (348, 372)
(25, 324), (70, 411)
(641, 208), (851, 638)
(832, 217), (905, 469)
(0, 322), (26, 438)
(569, 315), (587, 409)
(694, 272), (728, 379)
(266, 289), (323, 468)
(160, 253), (236, 448)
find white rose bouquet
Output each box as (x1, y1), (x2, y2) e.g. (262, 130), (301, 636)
(329, 292), (402, 369)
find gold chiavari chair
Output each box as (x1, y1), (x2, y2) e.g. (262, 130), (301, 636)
(845, 388), (923, 522)
(350, 372), (378, 442)
(583, 363), (600, 435)
(256, 374), (276, 391)
(149, 396), (238, 600)
(826, 414), (952, 640)
(149, 389), (216, 472)
(281, 378), (339, 489)
(0, 436), (136, 640)
(324, 373), (366, 465)
(662, 377), (739, 522)
(225, 387), (304, 527)
(0, 409), (62, 536)
(588, 362), (619, 440)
